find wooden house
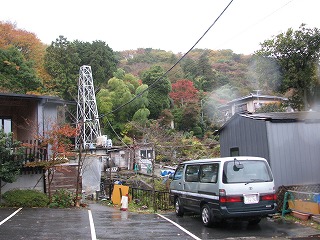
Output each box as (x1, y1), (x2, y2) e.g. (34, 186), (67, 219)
(0, 93), (75, 193)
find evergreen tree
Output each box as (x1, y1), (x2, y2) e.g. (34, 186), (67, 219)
(0, 130), (23, 200)
(256, 24), (320, 110)
(0, 47), (41, 93)
(141, 66), (171, 119)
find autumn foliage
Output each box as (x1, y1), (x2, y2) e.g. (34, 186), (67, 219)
(23, 124), (79, 168)
(0, 21), (51, 87)
(22, 123), (79, 201)
(169, 79), (199, 106)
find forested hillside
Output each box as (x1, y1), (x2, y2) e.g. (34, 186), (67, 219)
(0, 21), (261, 130)
(117, 48), (257, 96)
(1, 21), (320, 161)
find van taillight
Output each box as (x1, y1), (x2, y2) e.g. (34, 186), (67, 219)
(261, 194), (277, 201)
(219, 189), (242, 203)
(220, 196), (242, 203)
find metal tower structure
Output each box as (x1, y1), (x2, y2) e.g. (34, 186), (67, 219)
(76, 65), (101, 149)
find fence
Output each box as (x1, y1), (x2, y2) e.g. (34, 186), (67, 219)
(17, 139), (48, 174)
(277, 184), (320, 212)
(103, 183), (172, 211)
(130, 187), (171, 210)
(21, 139), (48, 163)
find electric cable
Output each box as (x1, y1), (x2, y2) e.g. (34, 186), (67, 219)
(99, 0), (234, 118)
(105, 0), (294, 117)
(215, 0), (294, 51)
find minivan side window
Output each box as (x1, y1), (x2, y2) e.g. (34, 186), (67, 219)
(173, 165), (184, 180)
(185, 165), (200, 182)
(200, 163), (219, 183)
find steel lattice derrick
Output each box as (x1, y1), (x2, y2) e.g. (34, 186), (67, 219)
(76, 65), (101, 149)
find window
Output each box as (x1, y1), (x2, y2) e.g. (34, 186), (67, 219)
(0, 118), (12, 133)
(230, 147), (239, 156)
(235, 103), (247, 113)
(223, 160), (273, 184)
(200, 164), (219, 183)
(140, 149), (153, 159)
(185, 165), (200, 182)
(173, 165), (184, 180)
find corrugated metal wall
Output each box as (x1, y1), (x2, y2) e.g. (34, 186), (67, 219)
(220, 115), (270, 161)
(220, 114), (320, 188)
(266, 121), (320, 187)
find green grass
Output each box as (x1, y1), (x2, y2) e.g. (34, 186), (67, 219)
(2, 189), (49, 207)
(281, 214), (320, 231)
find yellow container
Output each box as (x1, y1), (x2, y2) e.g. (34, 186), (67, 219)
(111, 185), (129, 205)
(288, 200), (319, 214)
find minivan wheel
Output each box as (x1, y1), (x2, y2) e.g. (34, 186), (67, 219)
(201, 204), (213, 227)
(175, 198), (184, 217)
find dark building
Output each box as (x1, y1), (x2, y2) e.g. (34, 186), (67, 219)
(218, 111), (320, 188)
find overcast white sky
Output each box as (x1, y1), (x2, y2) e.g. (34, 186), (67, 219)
(1, 0), (319, 54)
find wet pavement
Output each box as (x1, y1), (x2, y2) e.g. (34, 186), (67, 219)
(162, 211), (320, 240)
(0, 202), (319, 240)
(89, 203), (193, 239)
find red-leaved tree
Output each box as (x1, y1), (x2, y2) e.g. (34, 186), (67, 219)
(169, 79), (199, 107)
(23, 123), (79, 202)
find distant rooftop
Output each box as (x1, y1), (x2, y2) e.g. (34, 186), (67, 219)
(0, 92), (75, 105)
(226, 93), (287, 105)
(241, 111), (320, 122)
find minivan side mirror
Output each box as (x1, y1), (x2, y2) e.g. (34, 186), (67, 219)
(233, 158), (244, 171)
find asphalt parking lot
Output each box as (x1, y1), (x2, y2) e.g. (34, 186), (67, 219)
(0, 202), (319, 240)
(0, 203), (194, 240)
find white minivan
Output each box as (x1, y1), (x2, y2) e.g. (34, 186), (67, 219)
(169, 156), (277, 227)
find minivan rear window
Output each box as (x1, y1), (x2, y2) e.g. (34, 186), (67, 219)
(223, 160), (273, 183)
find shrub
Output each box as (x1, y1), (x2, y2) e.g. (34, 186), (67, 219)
(2, 189), (49, 207)
(49, 189), (74, 208)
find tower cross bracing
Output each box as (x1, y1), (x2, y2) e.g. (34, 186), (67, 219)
(76, 65), (101, 148)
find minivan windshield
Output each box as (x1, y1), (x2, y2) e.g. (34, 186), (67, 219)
(223, 160), (273, 184)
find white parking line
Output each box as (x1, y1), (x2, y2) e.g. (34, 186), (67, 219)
(88, 209), (97, 240)
(157, 213), (202, 240)
(0, 208), (22, 226)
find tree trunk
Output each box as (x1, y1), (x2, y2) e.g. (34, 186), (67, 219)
(75, 142), (83, 207)
(0, 178), (2, 203)
(303, 88), (308, 111)
(152, 146), (157, 213)
(47, 169), (54, 202)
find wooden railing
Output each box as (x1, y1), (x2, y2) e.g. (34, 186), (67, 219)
(19, 139), (48, 174)
(21, 139), (48, 164)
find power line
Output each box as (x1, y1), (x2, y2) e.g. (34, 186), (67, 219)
(100, 0), (234, 117)
(216, 0), (294, 51)
(105, 116), (132, 151)
(165, 0), (295, 84)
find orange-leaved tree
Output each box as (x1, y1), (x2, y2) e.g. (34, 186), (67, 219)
(0, 21), (52, 92)
(169, 79), (199, 107)
(23, 123), (79, 202)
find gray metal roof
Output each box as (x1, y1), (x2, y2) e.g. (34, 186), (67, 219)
(241, 111), (320, 122)
(227, 94), (287, 105)
(218, 93), (288, 110)
(218, 111), (320, 133)
(0, 92), (75, 105)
